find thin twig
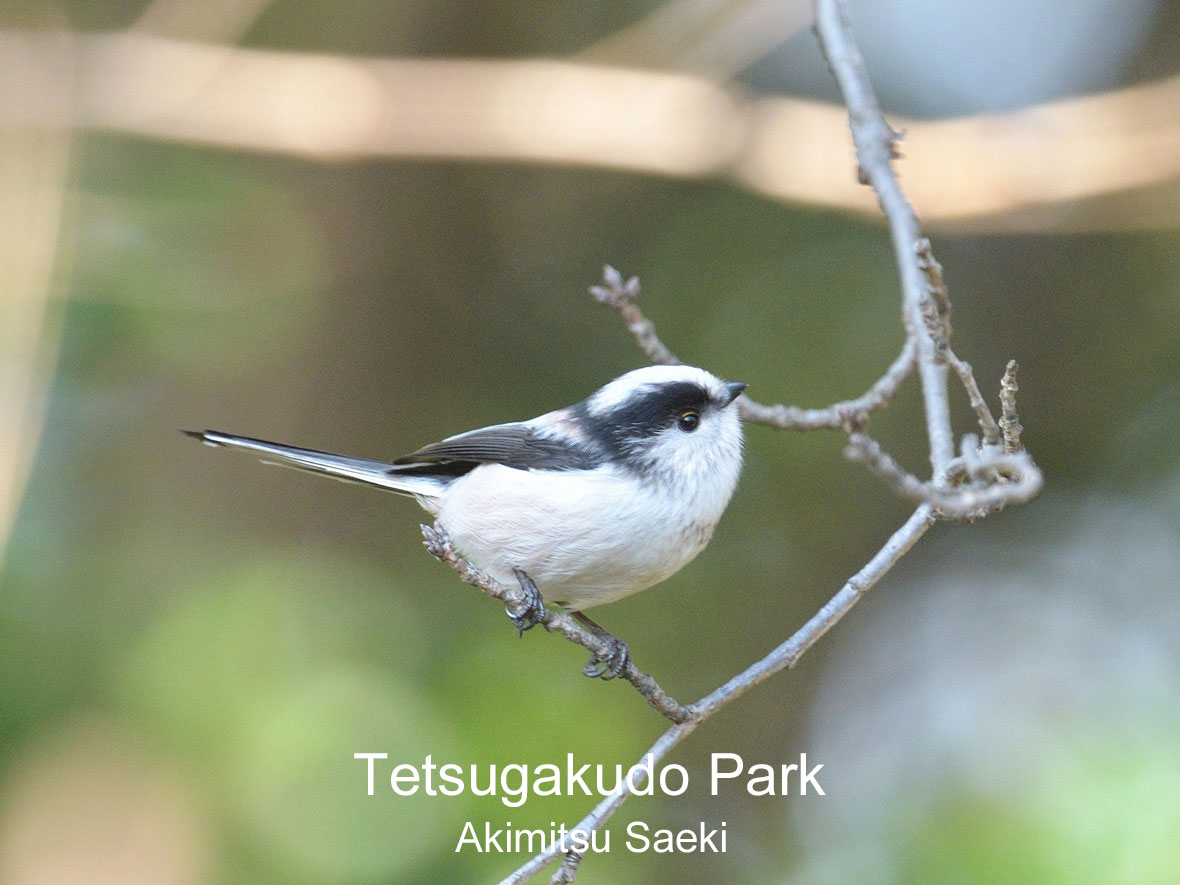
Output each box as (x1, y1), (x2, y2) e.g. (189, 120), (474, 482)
(915, 237), (951, 336)
(999, 360), (1024, 453)
(945, 350), (1002, 445)
(915, 239), (1003, 446)
(915, 239), (953, 373)
(421, 523), (692, 723)
(592, 265), (917, 432)
(737, 338), (916, 431)
(843, 433), (929, 501)
(846, 433), (1041, 519)
(589, 266), (682, 366)
(688, 504), (935, 717)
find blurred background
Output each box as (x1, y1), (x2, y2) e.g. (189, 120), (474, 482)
(2, 0), (1180, 882)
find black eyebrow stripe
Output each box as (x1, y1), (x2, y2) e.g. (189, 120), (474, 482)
(576, 381), (714, 466)
(607, 381), (712, 429)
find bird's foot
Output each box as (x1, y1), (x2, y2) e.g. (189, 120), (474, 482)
(508, 569), (547, 635)
(573, 611), (630, 680)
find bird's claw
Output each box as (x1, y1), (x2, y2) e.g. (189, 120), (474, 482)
(505, 572), (629, 680)
(508, 568), (546, 635)
(583, 635), (629, 680)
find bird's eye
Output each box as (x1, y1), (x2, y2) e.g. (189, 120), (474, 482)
(678, 410), (701, 432)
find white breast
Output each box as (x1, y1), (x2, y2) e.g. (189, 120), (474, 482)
(433, 461), (735, 611)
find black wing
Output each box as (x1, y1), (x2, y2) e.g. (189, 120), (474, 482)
(390, 422), (601, 475)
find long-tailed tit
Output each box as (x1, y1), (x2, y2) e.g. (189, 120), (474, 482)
(185, 364), (746, 678)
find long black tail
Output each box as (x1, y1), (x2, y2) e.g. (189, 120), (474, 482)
(182, 430), (443, 498)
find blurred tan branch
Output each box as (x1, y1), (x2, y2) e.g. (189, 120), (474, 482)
(577, 0), (812, 78)
(131, 0), (274, 43)
(0, 29), (72, 567)
(3, 30), (1180, 231)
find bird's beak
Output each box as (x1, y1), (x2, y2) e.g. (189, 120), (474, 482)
(722, 381), (748, 405)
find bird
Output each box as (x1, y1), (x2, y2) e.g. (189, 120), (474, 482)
(184, 364), (746, 678)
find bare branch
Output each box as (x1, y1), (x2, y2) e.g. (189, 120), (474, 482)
(499, 505), (937, 882)
(421, 523), (692, 724)
(591, 265), (917, 431)
(945, 350), (1003, 446)
(915, 237), (952, 333)
(938, 446), (1042, 518)
(814, 1), (1043, 513)
(844, 433), (930, 500)
(689, 503), (935, 718)
(914, 239), (1003, 446)
(815, 0), (956, 472)
(737, 338), (916, 431)
(915, 238), (953, 363)
(589, 266), (681, 366)
(847, 433), (1042, 519)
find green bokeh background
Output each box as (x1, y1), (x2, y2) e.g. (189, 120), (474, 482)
(3, 2), (1180, 883)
